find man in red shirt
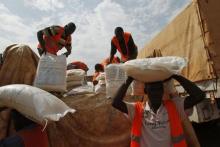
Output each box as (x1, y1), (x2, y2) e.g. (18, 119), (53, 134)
(110, 27), (138, 63)
(37, 22), (76, 57)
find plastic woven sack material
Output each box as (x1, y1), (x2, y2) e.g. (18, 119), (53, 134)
(131, 80), (145, 96)
(0, 84), (75, 126)
(95, 84), (106, 94)
(122, 56), (187, 82)
(132, 79), (177, 96)
(66, 85), (94, 96)
(105, 64), (131, 98)
(66, 69), (85, 77)
(67, 80), (83, 88)
(34, 53), (67, 92)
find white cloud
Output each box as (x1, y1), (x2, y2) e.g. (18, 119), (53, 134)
(23, 0), (64, 11)
(0, 3), (35, 53)
(0, 0), (191, 74)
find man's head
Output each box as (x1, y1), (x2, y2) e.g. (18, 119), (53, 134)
(115, 27), (124, 40)
(64, 22), (76, 36)
(144, 81), (164, 106)
(95, 64), (104, 72)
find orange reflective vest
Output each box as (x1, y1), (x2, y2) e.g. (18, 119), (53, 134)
(112, 32), (131, 62)
(101, 56), (120, 67)
(18, 125), (49, 147)
(38, 26), (71, 55)
(131, 100), (187, 147)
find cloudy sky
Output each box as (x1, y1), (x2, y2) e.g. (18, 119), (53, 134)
(0, 0), (190, 74)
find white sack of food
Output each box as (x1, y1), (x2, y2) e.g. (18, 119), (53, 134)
(96, 72), (106, 85)
(95, 84), (106, 94)
(34, 53), (67, 92)
(66, 69), (85, 82)
(0, 84), (75, 125)
(121, 56), (187, 82)
(105, 64), (131, 98)
(132, 79), (176, 96)
(67, 80), (83, 88)
(66, 84), (94, 96)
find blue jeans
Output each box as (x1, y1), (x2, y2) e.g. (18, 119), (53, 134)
(0, 135), (24, 147)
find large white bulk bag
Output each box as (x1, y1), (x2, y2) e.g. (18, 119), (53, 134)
(66, 69), (85, 82)
(121, 56), (187, 82)
(105, 64), (131, 98)
(34, 53), (67, 92)
(0, 84), (75, 126)
(132, 79), (176, 96)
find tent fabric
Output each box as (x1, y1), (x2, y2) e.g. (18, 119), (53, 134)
(196, 0), (220, 78)
(0, 44), (39, 139)
(46, 93), (142, 147)
(0, 44), (39, 86)
(138, 1), (219, 82)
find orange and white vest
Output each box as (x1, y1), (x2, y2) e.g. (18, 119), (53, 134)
(130, 100), (187, 147)
(38, 26), (71, 55)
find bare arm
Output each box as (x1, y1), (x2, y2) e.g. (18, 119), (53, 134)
(110, 41), (117, 63)
(112, 77), (133, 114)
(127, 35), (138, 60)
(172, 75), (205, 109)
(37, 30), (46, 51)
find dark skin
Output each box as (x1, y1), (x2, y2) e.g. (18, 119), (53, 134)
(110, 30), (137, 63)
(112, 75), (205, 114)
(93, 64), (104, 86)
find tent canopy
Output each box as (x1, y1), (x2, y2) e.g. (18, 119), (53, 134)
(138, 0), (220, 82)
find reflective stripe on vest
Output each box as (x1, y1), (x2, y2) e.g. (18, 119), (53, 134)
(130, 100), (187, 147)
(172, 133), (185, 144)
(164, 100), (187, 147)
(112, 32), (131, 62)
(131, 134), (140, 143)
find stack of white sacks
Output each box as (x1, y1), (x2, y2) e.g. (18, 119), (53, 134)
(105, 64), (132, 98)
(66, 69), (86, 90)
(34, 53), (67, 92)
(121, 56), (187, 96)
(94, 72), (106, 94)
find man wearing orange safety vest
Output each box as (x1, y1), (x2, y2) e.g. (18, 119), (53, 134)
(37, 22), (76, 57)
(110, 27), (138, 63)
(0, 110), (48, 147)
(112, 75), (205, 147)
(92, 64), (104, 86)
